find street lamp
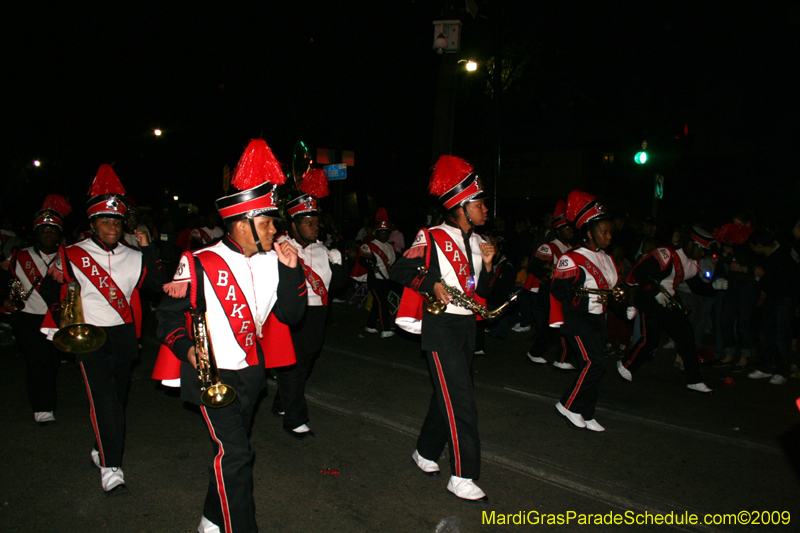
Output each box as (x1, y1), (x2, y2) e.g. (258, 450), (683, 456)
(33, 160), (41, 167)
(154, 128), (162, 136)
(465, 60), (477, 72)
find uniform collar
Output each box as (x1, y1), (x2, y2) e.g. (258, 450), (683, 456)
(91, 235), (118, 252)
(222, 235), (245, 255)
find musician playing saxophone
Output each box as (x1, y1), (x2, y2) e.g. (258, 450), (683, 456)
(154, 139), (306, 533)
(391, 155), (496, 503)
(618, 226), (722, 394)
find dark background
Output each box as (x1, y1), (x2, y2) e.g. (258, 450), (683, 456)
(4, 1), (800, 234)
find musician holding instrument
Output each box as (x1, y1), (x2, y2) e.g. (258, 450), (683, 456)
(392, 155), (497, 503)
(44, 166), (162, 495)
(618, 226), (720, 394)
(3, 195), (70, 426)
(526, 199), (579, 369)
(550, 190), (633, 432)
(154, 139), (306, 533)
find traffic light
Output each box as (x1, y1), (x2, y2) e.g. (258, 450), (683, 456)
(634, 151), (648, 164)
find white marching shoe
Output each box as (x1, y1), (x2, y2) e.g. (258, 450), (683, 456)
(34, 411), (56, 425)
(555, 402), (586, 428)
(198, 516), (221, 533)
(100, 466), (127, 495)
(447, 475), (488, 503)
(527, 353), (547, 364)
(584, 419), (606, 432)
(553, 361), (576, 370)
(412, 450), (440, 477)
(617, 360), (632, 382)
(687, 382), (713, 394)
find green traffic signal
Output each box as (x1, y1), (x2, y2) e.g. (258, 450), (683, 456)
(634, 151), (648, 164)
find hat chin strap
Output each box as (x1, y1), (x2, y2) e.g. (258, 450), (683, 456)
(248, 218), (266, 254)
(462, 204), (476, 229)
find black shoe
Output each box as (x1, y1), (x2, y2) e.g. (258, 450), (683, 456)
(284, 426), (315, 441)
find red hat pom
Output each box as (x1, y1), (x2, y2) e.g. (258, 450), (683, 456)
(231, 139), (286, 191)
(553, 199), (567, 219)
(714, 223), (755, 245)
(375, 207), (389, 222)
(41, 194), (72, 218)
(299, 169), (330, 198)
(428, 155), (474, 196)
(88, 164), (126, 197)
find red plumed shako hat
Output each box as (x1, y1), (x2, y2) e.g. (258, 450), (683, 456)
(552, 199), (568, 229)
(87, 165), (127, 220)
(566, 190), (607, 231)
(34, 194), (72, 230)
(689, 226), (715, 249)
(429, 155), (487, 211)
(216, 139), (286, 221)
(286, 168), (329, 218)
(374, 207), (391, 232)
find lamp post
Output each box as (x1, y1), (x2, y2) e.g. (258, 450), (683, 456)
(431, 20), (462, 163)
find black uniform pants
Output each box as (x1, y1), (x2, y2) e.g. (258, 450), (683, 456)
(560, 314), (607, 420)
(417, 315), (480, 480)
(621, 301), (702, 384)
(273, 306), (327, 430)
(79, 323), (137, 467)
(11, 311), (60, 413)
(367, 278), (392, 332)
(200, 366), (265, 533)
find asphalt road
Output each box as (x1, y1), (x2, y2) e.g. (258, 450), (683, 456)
(2, 301), (800, 533)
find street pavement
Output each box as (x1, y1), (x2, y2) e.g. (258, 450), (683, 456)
(2, 301), (800, 533)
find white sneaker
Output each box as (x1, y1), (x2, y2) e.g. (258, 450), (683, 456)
(512, 324), (531, 333)
(91, 449), (101, 468)
(555, 402), (586, 428)
(553, 361), (576, 370)
(473, 349), (485, 356)
(527, 353), (547, 364)
(34, 411), (55, 424)
(748, 369), (773, 379)
(662, 340), (676, 349)
(100, 466), (127, 494)
(198, 516), (221, 533)
(412, 450), (440, 476)
(769, 374), (787, 385)
(292, 424), (311, 433)
(446, 475), (488, 503)
(380, 330), (395, 338)
(584, 419), (605, 432)
(617, 360), (632, 382)
(687, 382), (713, 394)
(364, 327), (378, 334)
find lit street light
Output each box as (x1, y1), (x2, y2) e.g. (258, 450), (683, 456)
(154, 129), (162, 136)
(465, 60), (477, 71)
(33, 160), (41, 167)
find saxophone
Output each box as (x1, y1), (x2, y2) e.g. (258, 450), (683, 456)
(417, 268), (519, 319)
(7, 276), (41, 312)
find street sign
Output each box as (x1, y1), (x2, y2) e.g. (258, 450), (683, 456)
(654, 174), (664, 199)
(324, 164), (347, 181)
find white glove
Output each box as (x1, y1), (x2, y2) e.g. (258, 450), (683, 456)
(712, 278), (729, 290)
(655, 292), (669, 308)
(327, 249), (343, 265)
(626, 306), (637, 320)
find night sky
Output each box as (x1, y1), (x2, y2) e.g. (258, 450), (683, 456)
(4, 1), (799, 232)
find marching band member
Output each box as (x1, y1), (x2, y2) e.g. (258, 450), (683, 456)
(154, 139), (306, 533)
(3, 195), (71, 425)
(354, 208), (396, 337)
(617, 226), (719, 393)
(392, 155), (496, 503)
(271, 169), (347, 440)
(550, 190), (631, 432)
(45, 165), (163, 494)
(526, 199), (577, 369)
